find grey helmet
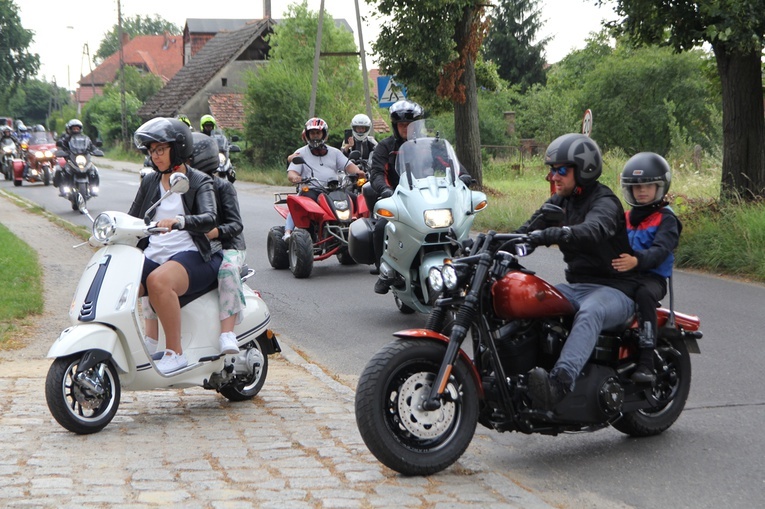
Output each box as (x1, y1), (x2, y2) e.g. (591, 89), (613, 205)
(544, 133), (603, 186)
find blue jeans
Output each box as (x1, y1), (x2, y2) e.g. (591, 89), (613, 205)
(552, 283), (635, 389)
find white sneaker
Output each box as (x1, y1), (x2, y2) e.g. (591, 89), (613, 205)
(144, 336), (158, 355)
(282, 230), (292, 241)
(155, 350), (188, 374)
(219, 332), (239, 355)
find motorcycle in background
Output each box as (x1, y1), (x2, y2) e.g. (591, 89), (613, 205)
(267, 154), (369, 278)
(354, 207), (703, 475)
(45, 173), (280, 434)
(211, 132), (241, 183)
(348, 126), (487, 313)
(54, 134), (104, 212)
(1, 137), (19, 181)
(15, 131), (56, 186)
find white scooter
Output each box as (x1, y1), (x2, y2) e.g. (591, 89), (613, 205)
(45, 174), (280, 434)
(349, 122), (488, 313)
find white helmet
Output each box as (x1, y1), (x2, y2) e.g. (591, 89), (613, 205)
(351, 114), (372, 142)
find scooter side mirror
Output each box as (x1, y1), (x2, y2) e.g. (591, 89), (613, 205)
(143, 173), (190, 224)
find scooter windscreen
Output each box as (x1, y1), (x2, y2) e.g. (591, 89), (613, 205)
(396, 122), (460, 183)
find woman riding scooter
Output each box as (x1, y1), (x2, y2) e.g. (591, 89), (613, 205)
(129, 117), (222, 374)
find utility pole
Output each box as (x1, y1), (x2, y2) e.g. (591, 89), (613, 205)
(308, 0), (325, 118)
(353, 0), (372, 126)
(117, 0), (128, 148)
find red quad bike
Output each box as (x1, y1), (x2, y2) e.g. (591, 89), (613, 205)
(267, 154), (369, 278)
(16, 131), (57, 187)
(354, 204), (703, 476)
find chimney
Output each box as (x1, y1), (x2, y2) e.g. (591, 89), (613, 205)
(263, 0), (271, 18)
(121, 32), (130, 47)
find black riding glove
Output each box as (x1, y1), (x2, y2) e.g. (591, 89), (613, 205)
(528, 227), (571, 247)
(379, 188), (393, 199)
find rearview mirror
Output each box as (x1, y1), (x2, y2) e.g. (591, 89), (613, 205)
(169, 172), (190, 194)
(292, 156), (305, 165)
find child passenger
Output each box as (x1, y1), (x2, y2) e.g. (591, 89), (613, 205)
(612, 152), (681, 383)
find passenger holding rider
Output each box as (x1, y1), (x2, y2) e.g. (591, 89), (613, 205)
(282, 117), (364, 240)
(612, 152), (681, 383)
(517, 133), (637, 411)
(341, 113), (377, 164)
(129, 118), (222, 374)
(369, 99), (425, 286)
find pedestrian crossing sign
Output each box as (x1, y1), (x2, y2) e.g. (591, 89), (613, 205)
(377, 76), (407, 108)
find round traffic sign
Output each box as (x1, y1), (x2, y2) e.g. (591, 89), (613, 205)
(582, 109), (593, 137)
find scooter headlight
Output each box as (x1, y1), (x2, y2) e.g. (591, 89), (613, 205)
(424, 209), (453, 229)
(93, 213), (116, 242)
(428, 267), (444, 293)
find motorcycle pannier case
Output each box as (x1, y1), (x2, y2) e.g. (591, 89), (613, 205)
(348, 217), (376, 265)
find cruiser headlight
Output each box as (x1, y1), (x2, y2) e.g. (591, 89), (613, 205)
(93, 213), (116, 242)
(428, 267), (444, 293)
(76, 155), (87, 168)
(424, 209), (453, 229)
(441, 263), (458, 290)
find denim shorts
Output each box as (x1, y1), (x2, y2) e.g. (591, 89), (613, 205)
(142, 250), (223, 296)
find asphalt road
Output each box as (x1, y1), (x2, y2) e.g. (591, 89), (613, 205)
(5, 157), (764, 508)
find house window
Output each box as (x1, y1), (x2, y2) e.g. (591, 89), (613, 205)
(221, 78), (227, 87)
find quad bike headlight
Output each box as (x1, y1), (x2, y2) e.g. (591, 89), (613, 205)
(424, 209), (453, 229)
(334, 200), (349, 211)
(93, 213), (116, 242)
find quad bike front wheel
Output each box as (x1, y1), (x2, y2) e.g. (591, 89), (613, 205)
(355, 339), (479, 476)
(45, 353), (121, 434)
(289, 229), (314, 278)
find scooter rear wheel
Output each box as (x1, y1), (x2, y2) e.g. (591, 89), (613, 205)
(45, 354), (121, 434)
(219, 336), (269, 401)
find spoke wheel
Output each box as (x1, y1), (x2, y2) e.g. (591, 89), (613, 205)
(355, 339), (478, 475)
(45, 354), (121, 434)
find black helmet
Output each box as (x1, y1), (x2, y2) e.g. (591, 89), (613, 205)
(544, 133), (602, 186)
(189, 132), (220, 175)
(620, 152), (671, 207)
(134, 117), (193, 170)
(389, 100), (424, 141)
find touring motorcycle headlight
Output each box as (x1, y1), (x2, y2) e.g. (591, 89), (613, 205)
(75, 155), (87, 168)
(93, 213), (116, 242)
(424, 209), (453, 229)
(34, 150), (44, 158)
(2, 146), (13, 154)
(428, 267), (444, 293)
(44, 150), (54, 158)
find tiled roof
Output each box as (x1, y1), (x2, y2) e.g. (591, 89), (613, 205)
(209, 94), (245, 130)
(138, 18), (274, 120)
(79, 34), (183, 86)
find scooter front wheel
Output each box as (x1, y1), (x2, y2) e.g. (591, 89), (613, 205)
(45, 354), (121, 434)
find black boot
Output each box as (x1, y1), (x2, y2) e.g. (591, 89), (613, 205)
(374, 275), (392, 294)
(369, 263), (380, 275)
(528, 367), (570, 411)
(632, 348), (656, 383)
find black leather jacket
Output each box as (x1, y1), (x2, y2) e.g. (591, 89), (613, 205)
(369, 135), (404, 196)
(127, 167), (219, 261)
(212, 177), (246, 251)
(518, 182), (637, 296)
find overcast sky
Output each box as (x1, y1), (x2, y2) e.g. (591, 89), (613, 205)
(18, 0), (615, 91)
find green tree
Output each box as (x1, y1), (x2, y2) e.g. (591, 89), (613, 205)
(243, 1), (364, 166)
(370, 0), (490, 186)
(5, 79), (67, 126)
(483, 0), (550, 91)
(82, 86), (142, 144)
(95, 15), (180, 61)
(112, 65), (163, 103)
(0, 0), (40, 97)
(607, 0), (765, 200)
